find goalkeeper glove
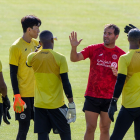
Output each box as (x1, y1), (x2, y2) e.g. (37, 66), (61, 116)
(2, 95), (10, 110)
(124, 24), (137, 34)
(108, 98), (117, 122)
(66, 102), (76, 124)
(3, 103), (11, 125)
(13, 94), (26, 113)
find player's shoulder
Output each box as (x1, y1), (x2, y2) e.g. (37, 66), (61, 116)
(10, 37), (22, 49)
(115, 46), (126, 54)
(28, 52), (36, 58)
(87, 43), (103, 48)
(119, 51), (130, 62)
(86, 43), (104, 51)
(31, 38), (39, 45)
(51, 50), (65, 58)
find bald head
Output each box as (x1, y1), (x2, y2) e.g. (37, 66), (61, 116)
(128, 28), (140, 43)
(39, 30), (54, 46)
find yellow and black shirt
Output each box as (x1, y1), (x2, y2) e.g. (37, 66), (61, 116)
(27, 49), (68, 109)
(9, 37), (39, 97)
(118, 49), (140, 108)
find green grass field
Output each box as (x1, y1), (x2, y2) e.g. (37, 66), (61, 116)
(0, 0), (139, 139)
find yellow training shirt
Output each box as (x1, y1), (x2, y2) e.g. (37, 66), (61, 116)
(27, 49), (68, 109)
(9, 37), (39, 97)
(118, 49), (140, 108)
(0, 61), (2, 103)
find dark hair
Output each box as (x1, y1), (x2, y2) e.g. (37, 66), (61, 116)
(39, 30), (53, 44)
(128, 28), (140, 42)
(21, 15), (41, 33)
(105, 24), (120, 35)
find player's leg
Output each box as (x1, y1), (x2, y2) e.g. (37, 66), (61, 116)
(38, 132), (49, 140)
(0, 103), (3, 125)
(99, 98), (111, 140)
(48, 105), (71, 140)
(83, 97), (100, 140)
(59, 132), (71, 140)
(133, 107), (140, 140)
(110, 106), (134, 140)
(99, 111), (111, 140)
(15, 98), (33, 140)
(34, 107), (51, 140)
(84, 111), (99, 140)
(16, 120), (30, 140)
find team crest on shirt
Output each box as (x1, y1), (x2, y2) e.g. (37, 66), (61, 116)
(20, 113), (26, 119)
(111, 62), (117, 68)
(34, 46), (37, 50)
(112, 54), (117, 60)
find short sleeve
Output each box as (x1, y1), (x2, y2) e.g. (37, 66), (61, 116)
(80, 45), (91, 59)
(0, 61), (2, 72)
(9, 45), (20, 66)
(118, 56), (127, 75)
(27, 52), (36, 66)
(60, 56), (68, 74)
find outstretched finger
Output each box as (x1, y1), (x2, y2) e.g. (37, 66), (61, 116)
(74, 32), (77, 40)
(129, 24), (136, 28)
(71, 31), (74, 39)
(78, 39), (83, 44)
(69, 35), (72, 42)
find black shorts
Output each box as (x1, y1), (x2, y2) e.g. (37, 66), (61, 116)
(34, 105), (71, 135)
(15, 97), (34, 121)
(83, 96), (111, 114)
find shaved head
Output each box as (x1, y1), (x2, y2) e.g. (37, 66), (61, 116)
(39, 30), (53, 45)
(128, 28), (140, 43)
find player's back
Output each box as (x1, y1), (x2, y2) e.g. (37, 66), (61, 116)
(28, 49), (68, 109)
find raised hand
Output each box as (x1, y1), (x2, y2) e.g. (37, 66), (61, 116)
(69, 31), (83, 48)
(124, 24), (137, 34)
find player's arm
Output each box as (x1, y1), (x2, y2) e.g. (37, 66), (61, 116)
(26, 52), (36, 67)
(69, 31), (84, 62)
(113, 74), (126, 99)
(108, 56), (127, 122)
(10, 64), (19, 95)
(60, 73), (76, 124)
(10, 64), (26, 113)
(0, 72), (7, 98)
(60, 73), (73, 102)
(0, 67), (11, 125)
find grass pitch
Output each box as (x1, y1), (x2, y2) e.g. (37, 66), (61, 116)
(0, 0), (139, 139)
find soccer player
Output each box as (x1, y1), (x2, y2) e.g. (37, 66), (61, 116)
(0, 60), (10, 125)
(69, 24), (125, 140)
(27, 30), (76, 140)
(108, 28), (140, 140)
(9, 15), (41, 140)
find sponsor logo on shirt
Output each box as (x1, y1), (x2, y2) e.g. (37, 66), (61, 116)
(97, 59), (111, 67)
(97, 59), (117, 68)
(99, 53), (103, 56)
(112, 54), (117, 60)
(111, 62), (117, 68)
(20, 113), (26, 119)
